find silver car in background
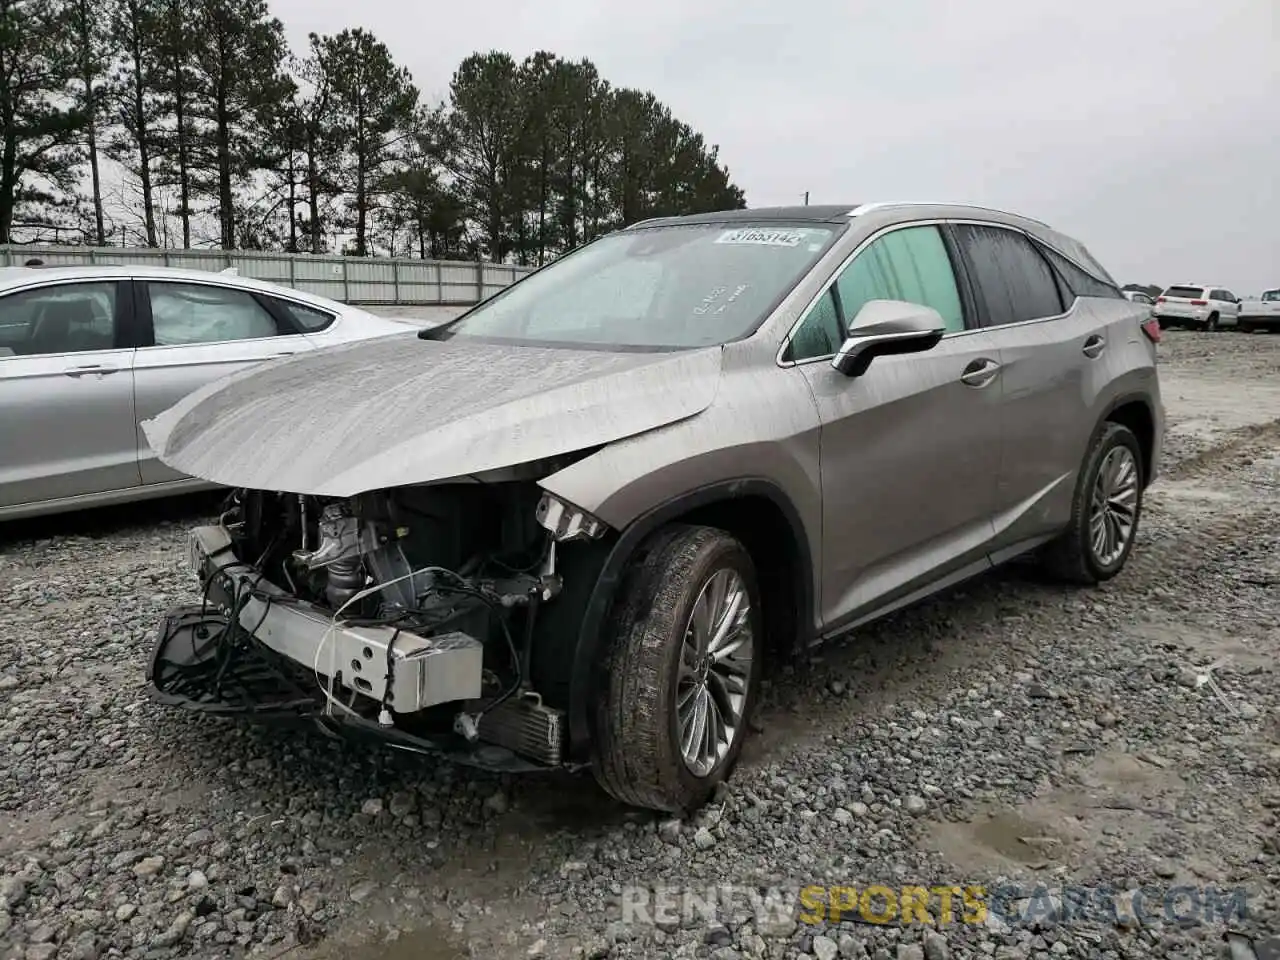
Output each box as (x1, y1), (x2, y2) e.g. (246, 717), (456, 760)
(0, 265), (417, 521)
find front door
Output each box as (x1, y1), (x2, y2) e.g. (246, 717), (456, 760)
(0, 279), (139, 509)
(784, 223), (1005, 633)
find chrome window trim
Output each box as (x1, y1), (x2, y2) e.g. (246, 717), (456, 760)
(775, 217), (1094, 368)
(0, 276), (123, 299)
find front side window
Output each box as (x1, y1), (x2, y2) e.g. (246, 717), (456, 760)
(952, 224), (1064, 327)
(786, 225), (965, 362)
(148, 282), (282, 346)
(0, 282), (118, 357)
(835, 225), (965, 333)
(434, 222), (839, 350)
(1262, 290), (1280, 302)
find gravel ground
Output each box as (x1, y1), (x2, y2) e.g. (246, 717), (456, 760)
(2, 329), (1279, 960)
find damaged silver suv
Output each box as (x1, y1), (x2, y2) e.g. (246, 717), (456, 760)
(145, 202), (1164, 814)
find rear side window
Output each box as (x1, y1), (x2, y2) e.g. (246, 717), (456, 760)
(951, 224), (1063, 327)
(1037, 245), (1124, 301)
(148, 282), (283, 346)
(1163, 286), (1205, 299)
(271, 298), (336, 332)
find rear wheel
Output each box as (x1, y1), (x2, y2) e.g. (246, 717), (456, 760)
(1205, 313), (1219, 332)
(1041, 422), (1144, 585)
(591, 524), (762, 813)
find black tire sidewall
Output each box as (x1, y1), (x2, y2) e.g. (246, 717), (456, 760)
(1077, 423), (1144, 580)
(659, 538), (764, 804)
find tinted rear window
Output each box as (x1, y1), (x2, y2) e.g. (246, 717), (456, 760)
(950, 223), (1064, 327)
(1164, 286), (1204, 299)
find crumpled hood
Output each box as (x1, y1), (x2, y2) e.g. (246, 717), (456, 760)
(142, 332), (723, 497)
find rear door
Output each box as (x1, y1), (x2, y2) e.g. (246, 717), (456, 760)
(944, 223), (1113, 558)
(0, 279), (141, 508)
(131, 278), (316, 484)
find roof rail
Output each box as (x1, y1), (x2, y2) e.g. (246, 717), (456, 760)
(846, 201), (1051, 229)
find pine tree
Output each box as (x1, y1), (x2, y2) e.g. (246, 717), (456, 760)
(105, 0), (163, 246)
(63, 0), (115, 244)
(315, 28), (418, 256)
(189, 0), (289, 248)
(0, 0), (85, 242)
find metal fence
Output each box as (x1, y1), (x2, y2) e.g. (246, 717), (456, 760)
(0, 245), (536, 305)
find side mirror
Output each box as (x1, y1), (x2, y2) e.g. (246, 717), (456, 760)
(831, 300), (947, 377)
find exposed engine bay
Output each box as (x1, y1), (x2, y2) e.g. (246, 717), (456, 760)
(148, 479), (610, 772)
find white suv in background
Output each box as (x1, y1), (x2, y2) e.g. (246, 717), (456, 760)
(1154, 284), (1241, 331)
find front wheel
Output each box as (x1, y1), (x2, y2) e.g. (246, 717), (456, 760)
(1040, 421), (1144, 585)
(591, 524), (762, 813)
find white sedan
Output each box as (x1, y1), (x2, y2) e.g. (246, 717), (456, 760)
(0, 264), (423, 521)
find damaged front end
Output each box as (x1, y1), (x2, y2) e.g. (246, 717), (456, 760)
(148, 479), (609, 773)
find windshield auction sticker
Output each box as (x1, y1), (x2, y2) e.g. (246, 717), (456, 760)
(714, 228), (806, 247)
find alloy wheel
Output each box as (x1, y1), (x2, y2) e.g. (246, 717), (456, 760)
(676, 567), (754, 777)
(1089, 446), (1139, 566)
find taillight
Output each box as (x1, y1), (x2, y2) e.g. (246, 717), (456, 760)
(1156, 296), (1166, 303)
(1141, 317), (1162, 343)
(1190, 299), (1208, 305)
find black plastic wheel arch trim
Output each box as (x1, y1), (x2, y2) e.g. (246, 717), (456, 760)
(564, 477), (815, 761)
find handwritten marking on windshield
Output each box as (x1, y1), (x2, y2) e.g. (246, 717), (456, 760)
(694, 284), (750, 316)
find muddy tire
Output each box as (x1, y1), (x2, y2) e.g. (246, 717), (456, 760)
(1041, 422), (1145, 585)
(591, 524), (762, 814)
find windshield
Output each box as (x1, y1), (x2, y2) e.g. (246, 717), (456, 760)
(1262, 290), (1280, 302)
(434, 222), (839, 349)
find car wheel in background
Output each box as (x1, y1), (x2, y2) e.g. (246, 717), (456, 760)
(591, 524), (762, 813)
(1239, 320), (1255, 334)
(1040, 421), (1145, 585)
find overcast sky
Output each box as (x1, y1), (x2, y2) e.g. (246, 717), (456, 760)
(275, 0), (1278, 292)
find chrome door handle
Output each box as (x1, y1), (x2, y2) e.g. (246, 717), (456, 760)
(64, 364), (121, 378)
(1082, 335), (1106, 359)
(960, 358), (1001, 388)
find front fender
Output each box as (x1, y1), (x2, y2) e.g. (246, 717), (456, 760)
(538, 363), (824, 761)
